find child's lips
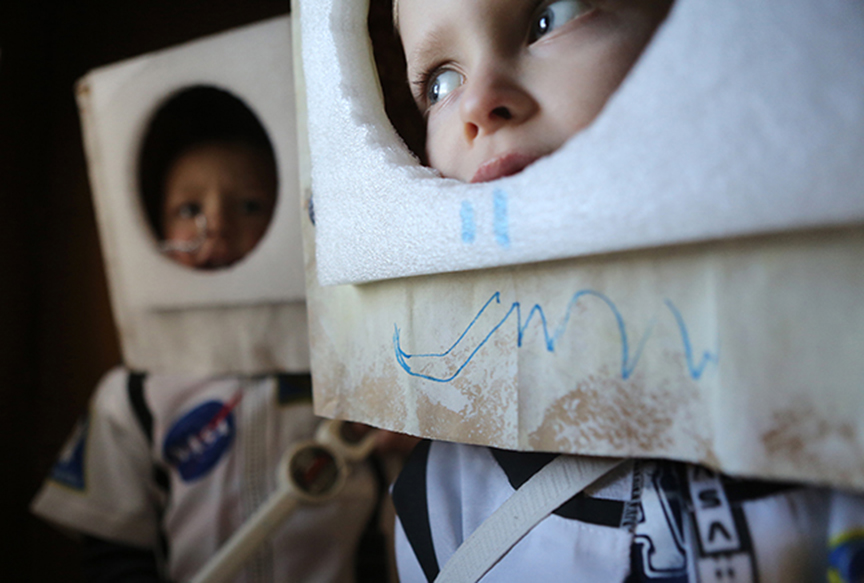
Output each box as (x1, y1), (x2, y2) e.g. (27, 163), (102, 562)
(192, 239), (236, 270)
(471, 152), (541, 184)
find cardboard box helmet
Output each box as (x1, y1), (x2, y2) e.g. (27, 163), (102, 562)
(295, 0), (864, 490)
(79, 16), (309, 374)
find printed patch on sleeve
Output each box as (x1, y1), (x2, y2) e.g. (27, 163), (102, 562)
(829, 529), (864, 583)
(50, 416), (89, 491)
(163, 392), (241, 482)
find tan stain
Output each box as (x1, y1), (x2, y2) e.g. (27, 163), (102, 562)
(415, 384), (509, 446)
(408, 317), (516, 444)
(528, 364), (714, 464)
(415, 365), (513, 446)
(352, 368), (407, 429)
(761, 403), (864, 485)
(690, 434), (720, 470)
(311, 324), (409, 432)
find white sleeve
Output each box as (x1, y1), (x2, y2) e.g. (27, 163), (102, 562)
(30, 367), (161, 548)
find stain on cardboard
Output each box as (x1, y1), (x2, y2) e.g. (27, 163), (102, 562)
(761, 403), (864, 487)
(528, 364), (712, 464)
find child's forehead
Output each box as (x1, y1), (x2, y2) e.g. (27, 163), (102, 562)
(396, 0), (503, 59)
(397, 0), (500, 32)
(396, 0), (553, 59)
(167, 142), (275, 183)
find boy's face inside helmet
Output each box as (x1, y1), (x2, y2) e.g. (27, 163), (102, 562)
(397, 0), (672, 183)
(162, 142), (276, 270)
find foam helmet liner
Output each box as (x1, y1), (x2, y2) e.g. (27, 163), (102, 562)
(79, 16), (310, 374)
(295, 0), (864, 489)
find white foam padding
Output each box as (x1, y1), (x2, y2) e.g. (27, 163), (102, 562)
(301, 0), (864, 286)
(81, 17), (305, 310)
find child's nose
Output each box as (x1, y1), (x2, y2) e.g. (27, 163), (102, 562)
(459, 69), (538, 141)
(205, 204), (231, 237)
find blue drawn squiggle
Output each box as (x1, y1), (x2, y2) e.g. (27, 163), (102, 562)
(663, 300), (719, 380)
(393, 290), (718, 383)
(460, 201), (475, 243)
(493, 189), (510, 248)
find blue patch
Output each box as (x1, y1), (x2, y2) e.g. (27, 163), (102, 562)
(163, 399), (238, 482)
(50, 416), (88, 490)
(829, 535), (864, 582)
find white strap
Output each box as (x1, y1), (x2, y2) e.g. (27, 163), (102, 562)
(434, 455), (624, 583)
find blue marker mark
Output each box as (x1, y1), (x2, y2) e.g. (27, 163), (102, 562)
(393, 291), (718, 383)
(461, 201), (476, 243)
(493, 189), (510, 248)
(663, 300), (719, 380)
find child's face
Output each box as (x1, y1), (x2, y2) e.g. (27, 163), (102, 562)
(397, 0), (671, 182)
(162, 142), (276, 269)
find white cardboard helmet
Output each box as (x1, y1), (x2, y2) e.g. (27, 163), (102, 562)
(79, 16), (310, 374)
(295, 0), (864, 489)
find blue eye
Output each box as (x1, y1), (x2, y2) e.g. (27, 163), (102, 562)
(426, 69), (463, 106)
(530, 0), (592, 42)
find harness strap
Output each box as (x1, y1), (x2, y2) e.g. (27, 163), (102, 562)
(126, 371), (152, 444)
(434, 455), (624, 583)
(124, 370), (171, 567)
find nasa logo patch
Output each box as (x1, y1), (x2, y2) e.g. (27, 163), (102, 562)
(163, 395), (240, 482)
(50, 416), (89, 491)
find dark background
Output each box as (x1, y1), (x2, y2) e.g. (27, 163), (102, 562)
(0, 2), (290, 580)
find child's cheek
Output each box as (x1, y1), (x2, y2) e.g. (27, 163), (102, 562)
(240, 220), (269, 253)
(165, 220), (198, 243)
(425, 110), (468, 181)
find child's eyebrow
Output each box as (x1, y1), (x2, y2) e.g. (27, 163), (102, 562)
(406, 25), (452, 82)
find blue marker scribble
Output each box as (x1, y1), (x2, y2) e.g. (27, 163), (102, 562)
(460, 201), (476, 243)
(493, 189), (510, 248)
(393, 291), (718, 383)
(663, 300), (719, 380)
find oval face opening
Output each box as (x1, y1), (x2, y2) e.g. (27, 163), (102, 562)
(138, 86), (278, 270)
(368, 0), (672, 182)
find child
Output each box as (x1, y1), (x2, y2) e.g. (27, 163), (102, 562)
(140, 85), (277, 270)
(387, 1), (864, 581)
(159, 139), (276, 270)
(31, 87), (389, 583)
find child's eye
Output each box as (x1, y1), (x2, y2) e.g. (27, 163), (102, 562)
(177, 202), (202, 219)
(241, 199), (266, 215)
(529, 0), (593, 43)
(426, 68), (464, 107)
